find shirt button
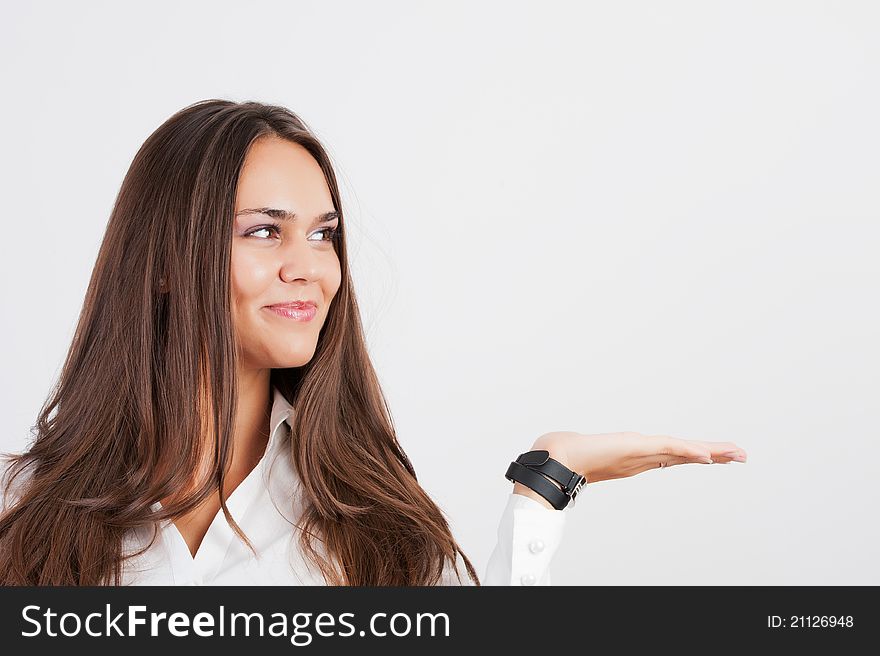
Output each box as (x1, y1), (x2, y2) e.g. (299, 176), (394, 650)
(520, 573), (537, 586)
(528, 539), (545, 554)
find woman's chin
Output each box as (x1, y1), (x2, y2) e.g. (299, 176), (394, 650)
(269, 349), (317, 369)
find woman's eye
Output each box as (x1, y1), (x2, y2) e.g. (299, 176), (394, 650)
(311, 226), (341, 242)
(246, 225), (279, 239)
(244, 223), (341, 242)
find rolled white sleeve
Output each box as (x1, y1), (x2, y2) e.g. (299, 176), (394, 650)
(483, 492), (568, 585)
(437, 491), (568, 586)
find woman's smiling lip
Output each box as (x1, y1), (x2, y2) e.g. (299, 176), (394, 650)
(265, 301), (318, 322)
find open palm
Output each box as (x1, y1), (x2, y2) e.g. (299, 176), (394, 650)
(532, 431), (748, 485)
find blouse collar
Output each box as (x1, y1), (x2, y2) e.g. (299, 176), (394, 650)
(148, 384), (296, 515)
(268, 383), (295, 451)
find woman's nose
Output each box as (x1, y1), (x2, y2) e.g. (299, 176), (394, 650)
(279, 236), (323, 283)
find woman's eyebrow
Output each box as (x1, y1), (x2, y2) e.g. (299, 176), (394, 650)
(235, 207), (339, 222)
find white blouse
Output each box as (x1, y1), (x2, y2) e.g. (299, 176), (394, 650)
(1, 385), (569, 586)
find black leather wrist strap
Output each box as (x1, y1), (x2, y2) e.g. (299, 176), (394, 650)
(505, 450), (587, 510)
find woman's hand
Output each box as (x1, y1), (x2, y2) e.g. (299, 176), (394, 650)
(511, 431), (748, 509)
(533, 430), (747, 485)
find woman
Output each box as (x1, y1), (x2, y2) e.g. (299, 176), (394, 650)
(0, 100), (747, 586)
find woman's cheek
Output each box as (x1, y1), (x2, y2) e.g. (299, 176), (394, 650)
(231, 251), (274, 297)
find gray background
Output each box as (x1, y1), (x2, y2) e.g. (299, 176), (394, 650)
(1, 0), (876, 584)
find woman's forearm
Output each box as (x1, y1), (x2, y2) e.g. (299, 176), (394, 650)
(511, 481), (556, 509)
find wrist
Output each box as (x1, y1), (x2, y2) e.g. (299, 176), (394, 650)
(509, 438), (579, 510)
(531, 436), (576, 473)
(512, 481), (556, 509)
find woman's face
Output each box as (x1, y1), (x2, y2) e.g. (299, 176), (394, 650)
(231, 135), (342, 370)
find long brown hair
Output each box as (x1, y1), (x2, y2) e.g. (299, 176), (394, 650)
(0, 99), (479, 586)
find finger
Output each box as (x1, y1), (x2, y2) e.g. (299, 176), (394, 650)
(644, 450), (744, 476)
(633, 452), (713, 468)
(688, 447), (738, 463)
(635, 455), (700, 476)
(660, 455), (714, 468)
(709, 446), (747, 462)
(689, 440), (748, 462)
(662, 437), (747, 463)
(648, 435), (713, 463)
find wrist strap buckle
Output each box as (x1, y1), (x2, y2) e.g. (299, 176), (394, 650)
(567, 473), (587, 501)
